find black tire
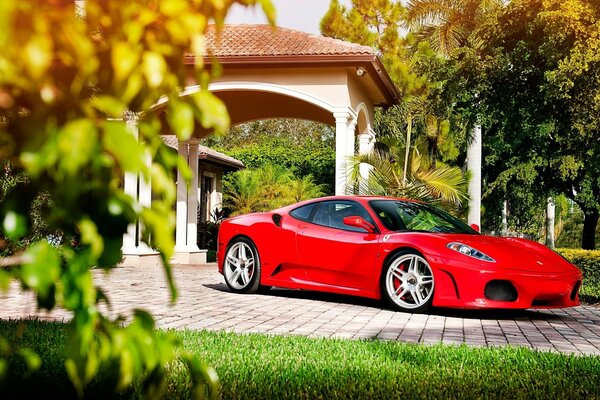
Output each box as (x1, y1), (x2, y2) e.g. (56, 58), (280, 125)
(381, 250), (435, 313)
(223, 237), (261, 294)
(257, 285), (272, 294)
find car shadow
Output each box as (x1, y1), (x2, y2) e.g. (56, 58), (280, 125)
(202, 283), (566, 321)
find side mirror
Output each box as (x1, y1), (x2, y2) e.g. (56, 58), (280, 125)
(470, 223), (480, 232)
(343, 216), (376, 233)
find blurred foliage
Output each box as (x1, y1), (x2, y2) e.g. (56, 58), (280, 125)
(0, 0), (273, 397)
(223, 164), (325, 216)
(203, 119), (335, 194)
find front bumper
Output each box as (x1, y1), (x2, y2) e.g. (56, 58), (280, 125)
(431, 257), (582, 309)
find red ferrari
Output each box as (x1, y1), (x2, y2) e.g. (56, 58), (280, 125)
(217, 196), (582, 313)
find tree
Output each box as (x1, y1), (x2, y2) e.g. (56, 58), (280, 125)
(348, 134), (468, 209)
(321, 0), (469, 208)
(223, 164), (324, 215)
(474, 0), (600, 248)
(0, 0), (273, 396)
(205, 119), (336, 194)
(405, 0), (503, 55)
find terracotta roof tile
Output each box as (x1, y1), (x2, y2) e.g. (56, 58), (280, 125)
(200, 24), (375, 58)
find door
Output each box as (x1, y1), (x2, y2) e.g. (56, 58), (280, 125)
(295, 200), (380, 291)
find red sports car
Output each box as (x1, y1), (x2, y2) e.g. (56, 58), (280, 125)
(217, 196), (582, 313)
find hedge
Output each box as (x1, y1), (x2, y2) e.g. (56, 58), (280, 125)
(557, 248), (600, 303)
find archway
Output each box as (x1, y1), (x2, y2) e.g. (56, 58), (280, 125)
(121, 25), (399, 265)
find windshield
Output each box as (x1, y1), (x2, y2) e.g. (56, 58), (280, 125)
(369, 200), (477, 234)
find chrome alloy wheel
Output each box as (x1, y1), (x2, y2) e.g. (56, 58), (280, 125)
(224, 241), (256, 290)
(385, 253), (434, 310)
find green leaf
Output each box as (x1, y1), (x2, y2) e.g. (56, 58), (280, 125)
(21, 241), (60, 299)
(2, 210), (27, 239)
(133, 309), (156, 331)
(91, 95), (127, 119)
(0, 269), (9, 291)
(58, 119), (98, 177)
(191, 91), (230, 135)
(24, 36), (52, 79)
(112, 42), (140, 83)
(185, 354), (220, 400)
(103, 120), (146, 173)
(258, 0), (277, 25)
(97, 236), (124, 268)
(65, 359), (84, 396)
(0, 359), (6, 380)
(150, 164), (176, 205)
(17, 348), (42, 372)
(143, 51), (167, 88)
(168, 101), (195, 141)
(78, 218), (104, 259)
(118, 347), (135, 390)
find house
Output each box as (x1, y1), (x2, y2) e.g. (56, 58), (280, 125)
(121, 24), (399, 266)
(161, 135), (243, 225)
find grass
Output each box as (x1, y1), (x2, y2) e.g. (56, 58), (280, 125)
(1, 320), (600, 399)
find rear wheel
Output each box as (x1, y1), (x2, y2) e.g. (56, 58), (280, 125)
(223, 237), (261, 293)
(382, 250), (435, 313)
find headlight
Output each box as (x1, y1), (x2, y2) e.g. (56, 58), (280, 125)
(447, 242), (495, 262)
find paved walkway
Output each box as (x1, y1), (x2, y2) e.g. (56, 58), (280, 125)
(1, 264), (600, 356)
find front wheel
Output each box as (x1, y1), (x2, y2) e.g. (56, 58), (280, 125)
(223, 237), (261, 293)
(382, 250), (435, 313)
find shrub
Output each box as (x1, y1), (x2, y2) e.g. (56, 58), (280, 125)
(557, 248), (600, 303)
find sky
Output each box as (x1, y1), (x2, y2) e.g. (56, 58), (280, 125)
(225, 0), (351, 35)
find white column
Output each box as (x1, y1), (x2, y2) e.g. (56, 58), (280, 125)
(122, 113), (140, 254)
(175, 140), (189, 251)
(467, 125), (482, 229)
(546, 197), (555, 248)
(121, 111), (158, 265)
(358, 130), (375, 195)
(173, 139), (206, 264)
(501, 199), (508, 236)
(334, 111), (350, 196)
(186, 141), (200, 251)
(346, 118), (357, 195)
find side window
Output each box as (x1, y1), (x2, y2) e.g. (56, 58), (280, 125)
(289, 203), (317, 222)
(312, 200), (376, 233)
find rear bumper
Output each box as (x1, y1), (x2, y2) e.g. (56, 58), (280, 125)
(431, 258), (582, 309)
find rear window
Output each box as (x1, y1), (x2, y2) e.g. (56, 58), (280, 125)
(290, 203), (317, 222)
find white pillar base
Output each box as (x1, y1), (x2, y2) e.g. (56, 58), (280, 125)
(172, 250), (207, 265)
(121, 253), (162, 268)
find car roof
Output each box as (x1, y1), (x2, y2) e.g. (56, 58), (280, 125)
(273, 195), (422, 213)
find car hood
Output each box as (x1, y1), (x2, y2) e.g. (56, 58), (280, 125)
(435, 234), (577, 273)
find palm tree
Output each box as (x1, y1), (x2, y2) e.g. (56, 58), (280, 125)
(287, 175), (326, 203)
(223, 165), (326, 215)
(406, 0), (503, 54)
(222, 169), (267, 216)
(348, 134), (468, 210)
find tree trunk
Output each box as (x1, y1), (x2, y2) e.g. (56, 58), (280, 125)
(501, 199), (508, 236)
(467, 125), (482, 229)
(582, 209), (599, 250)
(545, 197), (555, 248)
(402, 114), (413, 185)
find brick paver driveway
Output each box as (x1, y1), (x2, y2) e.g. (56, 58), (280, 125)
(2, 264), (599, 355)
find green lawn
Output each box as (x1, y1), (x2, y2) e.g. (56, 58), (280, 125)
(1, 320), (599, 399)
